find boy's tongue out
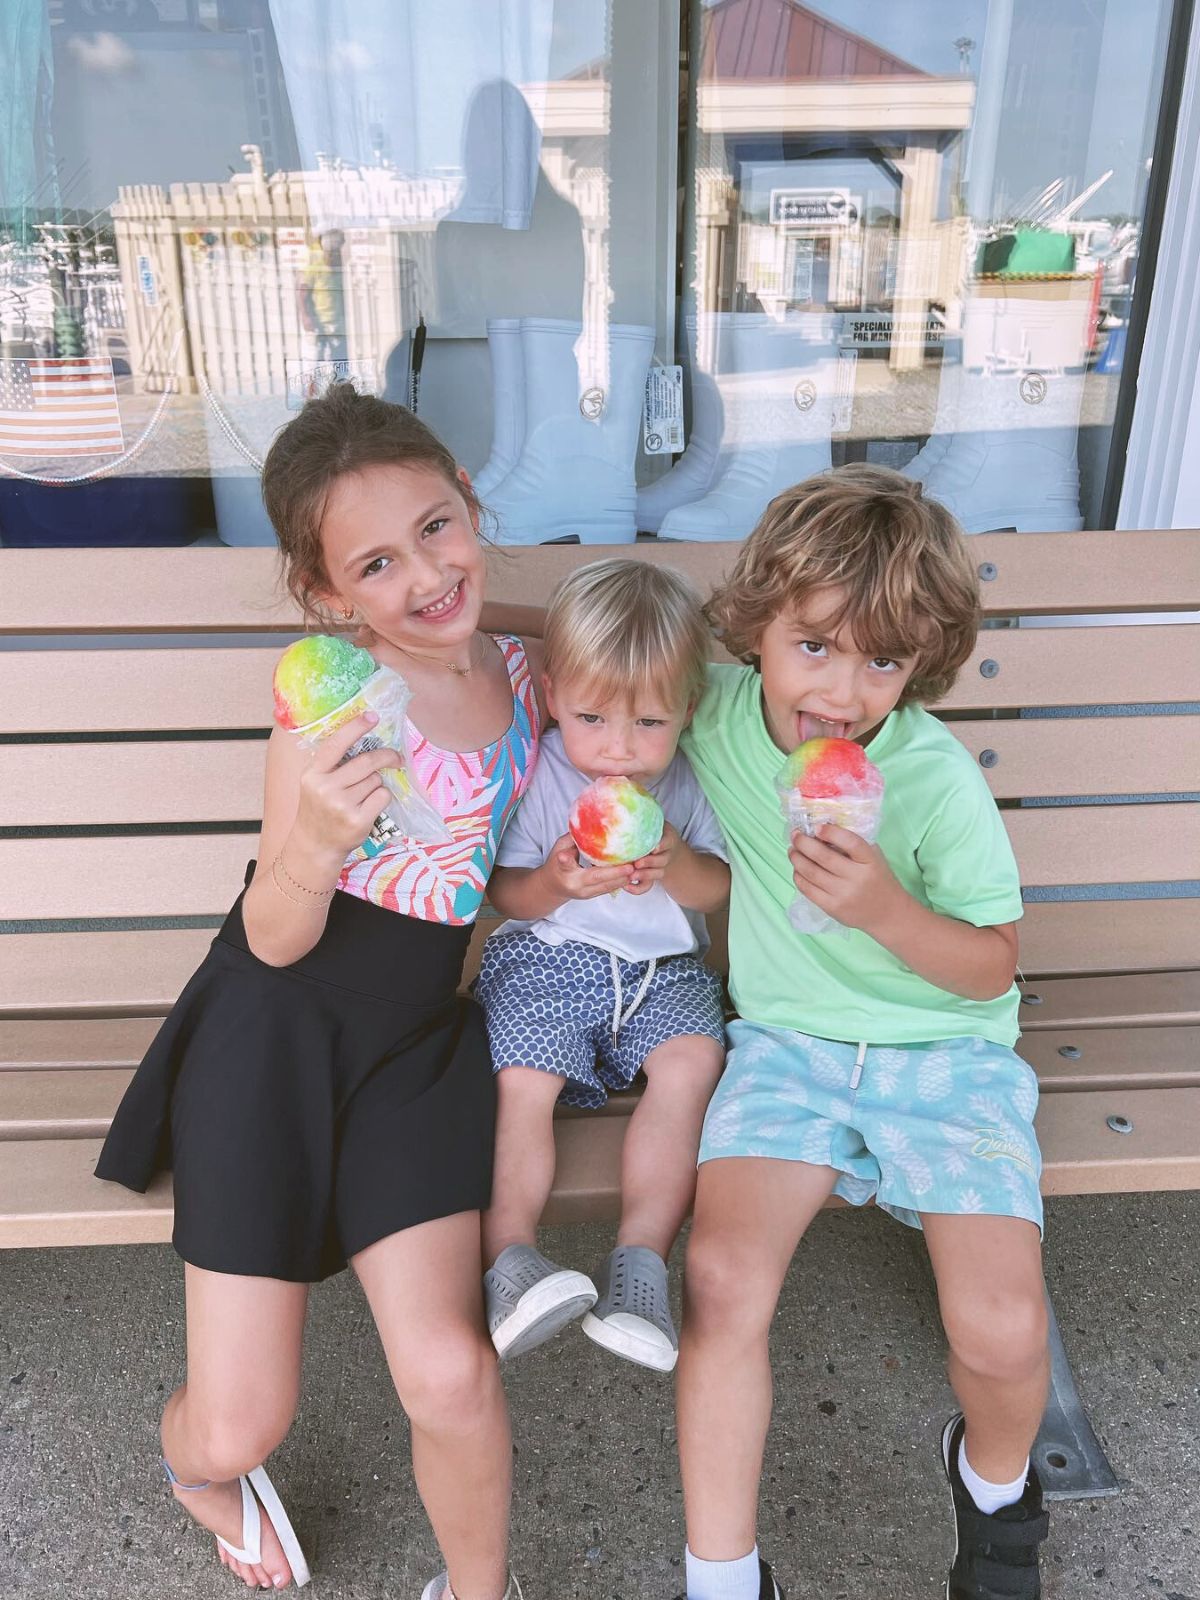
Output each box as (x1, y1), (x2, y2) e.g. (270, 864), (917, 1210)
(798, 712), (853, 743)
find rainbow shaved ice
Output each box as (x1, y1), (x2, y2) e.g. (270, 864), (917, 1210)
(776, 737), (884, 934)
(569, 776), (664, 866)
(273, 635), (376, 731)
(272, 635), (451, 847)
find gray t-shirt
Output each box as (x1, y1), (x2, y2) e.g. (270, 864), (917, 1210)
(490, 728), (728, 962)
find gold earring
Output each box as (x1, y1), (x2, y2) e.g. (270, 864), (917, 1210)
(339, 606), (354, 621)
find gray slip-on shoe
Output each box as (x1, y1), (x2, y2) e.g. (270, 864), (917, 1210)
(581, 1245), (678, 1372)
(484, 1244), (597, 1360)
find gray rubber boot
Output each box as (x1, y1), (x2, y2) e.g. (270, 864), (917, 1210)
(581, 1245), (678, 1372)
(484, 1244), (597, 1360)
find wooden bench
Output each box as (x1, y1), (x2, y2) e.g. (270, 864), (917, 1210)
(2, 531), (1199, 1257)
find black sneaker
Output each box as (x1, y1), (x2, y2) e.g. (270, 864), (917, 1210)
(757, 1558), (784, 1600)
(942, 1414), (1048, 1599)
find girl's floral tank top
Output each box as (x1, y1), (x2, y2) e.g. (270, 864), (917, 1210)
(336, 635), (539, 925)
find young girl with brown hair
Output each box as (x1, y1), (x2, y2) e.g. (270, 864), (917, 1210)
(98, 385), (539, 1600)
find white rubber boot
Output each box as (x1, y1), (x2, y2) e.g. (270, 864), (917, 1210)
(916, 364), (1085, 533)
(202, 387), (290, 546)
(658, 312), (839, 543)
(902, 353), (961, 483)
(488, 318), (655, 545)
(636, 312), (733, 534)
(472, 318), (525, 500)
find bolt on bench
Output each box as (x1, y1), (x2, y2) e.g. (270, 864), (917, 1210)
(2, 530), (1198, 1495)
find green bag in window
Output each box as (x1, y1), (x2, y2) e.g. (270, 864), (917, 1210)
(1006, 227), (1075, 274)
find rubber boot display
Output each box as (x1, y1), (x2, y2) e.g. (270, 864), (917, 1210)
(487, 317), (655, 546)
(914, 364), (1085, 533)
(902, 352), (961, 484)
(202, 388), (290, 546)
(472, 318), (525, 500)
(635, 312), (733, 534)
(658, 312), (838, 543)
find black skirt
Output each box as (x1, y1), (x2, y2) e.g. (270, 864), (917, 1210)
(95, 868), (495, 1283)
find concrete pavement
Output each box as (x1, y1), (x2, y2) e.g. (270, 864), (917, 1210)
(2, 1193), (1197, 1600)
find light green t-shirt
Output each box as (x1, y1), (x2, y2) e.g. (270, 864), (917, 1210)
(682, 664), (1024, 1047)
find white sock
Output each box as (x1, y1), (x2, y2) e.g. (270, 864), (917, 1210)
(685, 1545), (760, 1600)
(958, 1438), (1029, 1514)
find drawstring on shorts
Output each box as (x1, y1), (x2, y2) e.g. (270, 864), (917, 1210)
(849, 1040), (868, 1092)
(610, 953), (657, 1038)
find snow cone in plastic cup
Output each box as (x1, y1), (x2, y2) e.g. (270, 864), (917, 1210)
(272, 635), (450, 847)
(776, 737), (884, 934)
(569, 775), (664, 866)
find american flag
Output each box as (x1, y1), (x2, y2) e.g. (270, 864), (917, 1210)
(0, 357), (124, 457)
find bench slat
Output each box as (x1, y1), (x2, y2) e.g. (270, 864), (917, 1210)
(0, 1121), (626, 1245)
(1018, 898), (1200, 975)
(1018, 1026), (1200, 1091)
(6, 1023), (1197, 1142)
(0, 922), (499, 1018)
(7, 626), (1199, 740)
(3, 900), (1195, 1024)
(6, 803), (1194, 920)
(7, 713), (1199, 828)
(951, 715), (1200, 798)
(2, 929), (215, 1018)
(0, 1018), (161, 1070)
(1, 649), (279, 734)
(953, 624), (1200, 710)
(5, 1079), (1197, 1247)
(0, 1141), (174, 1248)
(0, 740), (267, 825)
(0, 1069), (132, 1138)
(1005, 803), (1199, 887)
(1017, 971), (1200, 1030)
(1035, 1087), (1200, 1193)
(3, 533), (1198, 635)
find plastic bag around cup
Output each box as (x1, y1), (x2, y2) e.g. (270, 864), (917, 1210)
(780, 792), (883, 936)
(296, 666), (452, 848)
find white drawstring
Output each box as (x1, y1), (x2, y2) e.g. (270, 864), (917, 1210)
(849, 1040), (868, 1091)
(609, 952), (657, 1038)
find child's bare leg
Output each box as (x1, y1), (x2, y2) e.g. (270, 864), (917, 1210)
(677, 1157), (839, 1558)
(617, 1035), (724, 1258)
(922, 1213), (1049, 1481)
(354, 1213), (511, 1600)
(481, 1065), (564, 1264)
(162, 1265), (308, 1589)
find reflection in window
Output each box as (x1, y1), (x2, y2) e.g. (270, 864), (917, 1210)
(0, 0), (1178, 547)
(651, 0), (1173, 542)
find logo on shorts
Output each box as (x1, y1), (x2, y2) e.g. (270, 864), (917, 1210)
(971, 1129), (1035, 1173)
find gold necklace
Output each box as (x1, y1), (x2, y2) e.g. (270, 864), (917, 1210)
(394, 633), (487, 677)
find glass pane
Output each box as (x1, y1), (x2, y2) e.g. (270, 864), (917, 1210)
(663, 0), (1176, 541)
(0, 1), (676, 548)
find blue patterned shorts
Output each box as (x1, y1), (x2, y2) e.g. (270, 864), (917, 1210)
(699, 1020), (1043, 1233)
(474, 931), (727, 1109)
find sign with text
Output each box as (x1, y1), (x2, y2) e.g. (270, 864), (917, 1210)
(843, 313), (945, 349)
(770, 188), (859, 228)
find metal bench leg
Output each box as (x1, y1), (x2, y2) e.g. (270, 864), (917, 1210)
(1032, 1291), (1120, 1500)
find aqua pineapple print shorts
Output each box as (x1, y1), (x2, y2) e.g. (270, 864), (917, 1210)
(698, 1019), (1044, 1233)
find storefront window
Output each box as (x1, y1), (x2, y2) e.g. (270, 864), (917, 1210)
(0, 0), (1181, 547)
(657, 0), (1178, 542)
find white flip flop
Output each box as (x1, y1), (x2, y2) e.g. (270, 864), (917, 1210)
(166, 1458), (310, 1587)
(217, 1466), (312, 1587)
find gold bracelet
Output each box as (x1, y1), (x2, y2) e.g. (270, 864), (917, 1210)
(270, 855), (334, 908)
(275, 853), (335, 900)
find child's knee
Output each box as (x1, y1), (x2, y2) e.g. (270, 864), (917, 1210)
(944, 1288), (1048, 1382)
(187, 1406), (294, 1483)
(398, 1326), (499, 1435)
(684, 1228), (776, 1339)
